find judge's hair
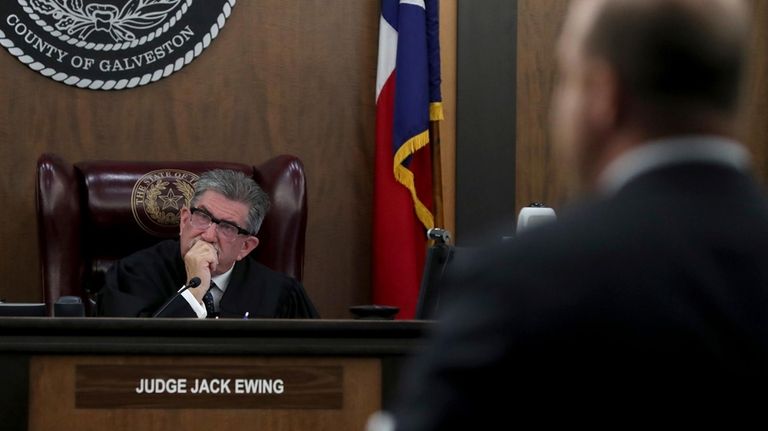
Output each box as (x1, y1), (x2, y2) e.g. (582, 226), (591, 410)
(583, 0), (748, 116)
(191, 169), (271, 234)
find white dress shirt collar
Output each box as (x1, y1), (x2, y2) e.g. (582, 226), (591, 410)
(182, 265), (235, 318)
(597, 135), (751, 196)
(211, 264), (234, 293)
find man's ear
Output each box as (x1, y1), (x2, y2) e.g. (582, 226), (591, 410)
(236, 236), (260, 261)
(179, 206), (190, 235)
(586, 60), (622, 132)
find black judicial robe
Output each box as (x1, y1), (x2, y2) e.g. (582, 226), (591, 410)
(97, 239), (319, 318)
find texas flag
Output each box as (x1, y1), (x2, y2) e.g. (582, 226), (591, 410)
(373, 0), (442, 319)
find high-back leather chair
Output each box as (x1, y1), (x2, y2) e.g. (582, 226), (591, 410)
(36, 153), (307, 315)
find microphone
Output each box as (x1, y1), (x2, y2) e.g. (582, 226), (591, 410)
(151, 277), (202, 317)
(516, 202), (557, 235)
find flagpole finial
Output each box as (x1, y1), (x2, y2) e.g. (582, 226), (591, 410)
(427, 228), (451, 245)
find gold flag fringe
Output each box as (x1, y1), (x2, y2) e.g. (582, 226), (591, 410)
(429, 102), (444, 121)
(393, 129), (435, 230)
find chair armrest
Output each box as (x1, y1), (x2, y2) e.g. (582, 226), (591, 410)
(36, 153), (84, 310)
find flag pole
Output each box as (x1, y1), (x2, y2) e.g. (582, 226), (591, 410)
(430, 119), (444, 229)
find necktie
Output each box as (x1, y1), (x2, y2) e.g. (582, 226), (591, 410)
(202, 282), (217, 318)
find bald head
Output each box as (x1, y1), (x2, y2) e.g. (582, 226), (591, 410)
(552, 0), (750, 192)
(581, 0), (749, 117)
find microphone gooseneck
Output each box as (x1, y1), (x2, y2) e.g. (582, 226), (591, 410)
(151, 277), (203, 317)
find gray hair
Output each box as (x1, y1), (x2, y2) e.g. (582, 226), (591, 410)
(190, 169), (271, 234)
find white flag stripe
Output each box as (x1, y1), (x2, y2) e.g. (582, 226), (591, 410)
(400, 0), (425, 9)
(376, 15), (398, 101)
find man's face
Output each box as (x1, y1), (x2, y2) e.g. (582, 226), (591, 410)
(179, 190), (259, 275)
(551, 0), (607, 190)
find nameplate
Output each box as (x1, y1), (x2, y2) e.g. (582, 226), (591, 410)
(75, 365), (343, 409)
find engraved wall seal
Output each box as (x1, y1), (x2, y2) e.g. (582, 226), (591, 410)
(0, 0), (236, 90)
(131, 169), (198, 235)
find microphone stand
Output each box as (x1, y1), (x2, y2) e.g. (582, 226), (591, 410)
(151, 277), (202, 317)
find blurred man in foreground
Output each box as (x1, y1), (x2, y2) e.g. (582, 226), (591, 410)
(388, 0), (767, 428)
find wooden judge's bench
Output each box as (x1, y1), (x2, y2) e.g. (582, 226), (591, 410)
(0, 318), (428, 431)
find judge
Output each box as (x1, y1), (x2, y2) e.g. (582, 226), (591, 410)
(97, 169), (318, 318)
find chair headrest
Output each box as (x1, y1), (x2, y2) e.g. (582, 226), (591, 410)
(75, 161), (254, 259)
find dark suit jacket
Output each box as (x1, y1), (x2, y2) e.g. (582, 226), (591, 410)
(97, 239), (318, 318)
(393, 162), (768, 429)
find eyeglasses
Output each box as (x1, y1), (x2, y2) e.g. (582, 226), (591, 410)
(189, 207), (252, 240)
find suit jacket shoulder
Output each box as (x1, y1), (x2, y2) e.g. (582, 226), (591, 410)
(392, 164), (768, 430)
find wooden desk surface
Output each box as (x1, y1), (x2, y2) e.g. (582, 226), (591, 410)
(0, 317), (430, 354)
(0, 318), (431, 431)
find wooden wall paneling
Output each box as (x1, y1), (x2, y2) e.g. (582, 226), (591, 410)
(742, 0), (768, 181)
(0, 0), (380, 318)
(0, 0), (460, 318)
(516, 0), (768, 213)
(439, 0), (457, 237)
(515, 0), (570, 214)
(288, 1), (380, 318)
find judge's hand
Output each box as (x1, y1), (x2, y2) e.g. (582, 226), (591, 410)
(183, 240), (219, 303)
